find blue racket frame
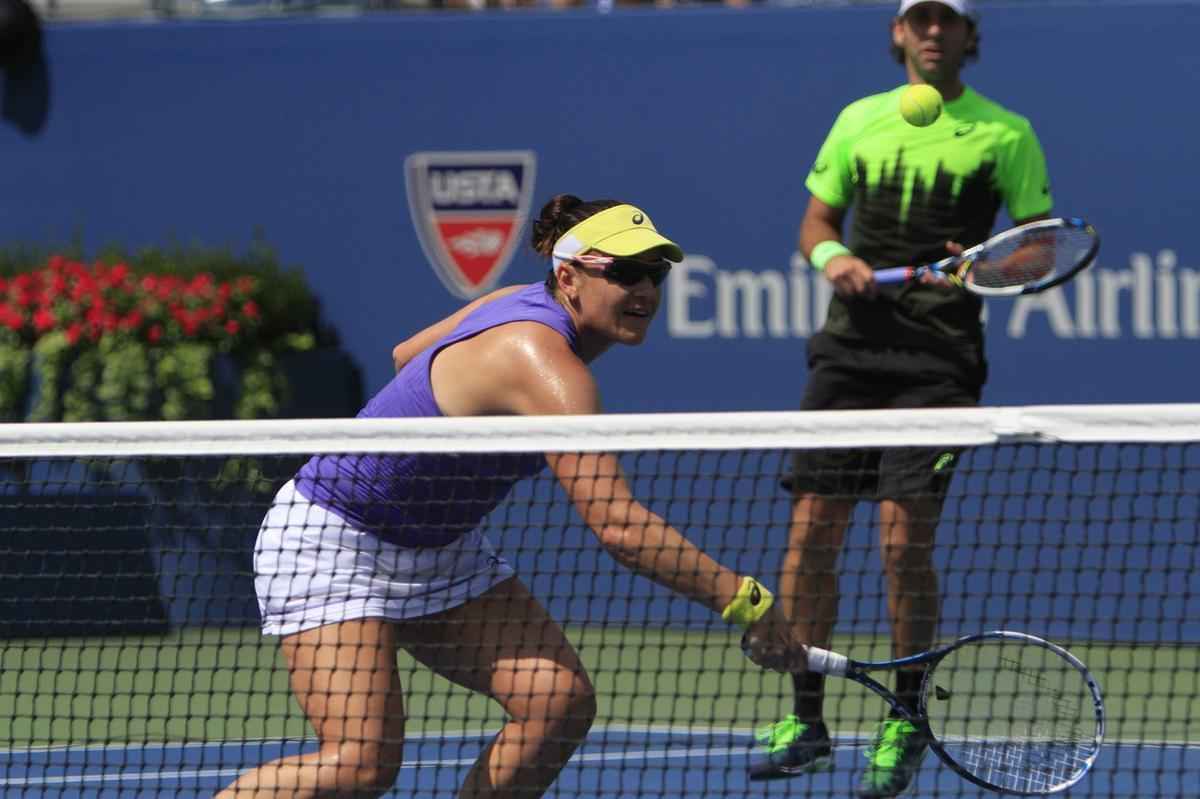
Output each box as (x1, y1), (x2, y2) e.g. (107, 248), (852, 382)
(799, 630), (1106, 795)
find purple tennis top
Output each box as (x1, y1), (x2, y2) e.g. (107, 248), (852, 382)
(293, 283), (578, 547)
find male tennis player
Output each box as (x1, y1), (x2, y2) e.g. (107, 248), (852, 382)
(749, 2), (1054, 796)
(217, 195), (803, 799)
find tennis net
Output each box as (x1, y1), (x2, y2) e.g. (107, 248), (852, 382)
(0, 405), (1196, 797)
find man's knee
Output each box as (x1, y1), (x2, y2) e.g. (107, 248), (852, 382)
(879, 538), (937, 577)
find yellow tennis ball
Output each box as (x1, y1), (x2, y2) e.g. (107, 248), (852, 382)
(899, 84), (943, 127)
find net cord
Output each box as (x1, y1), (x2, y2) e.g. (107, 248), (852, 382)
(0, 403), (1197, 458)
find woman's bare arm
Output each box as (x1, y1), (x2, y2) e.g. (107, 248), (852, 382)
(547, 449), (743, 613)
(497, 328), (741, 611)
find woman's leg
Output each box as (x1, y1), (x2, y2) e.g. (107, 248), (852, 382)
(215, 618), (406, 799)
(401, 577), (597, 799)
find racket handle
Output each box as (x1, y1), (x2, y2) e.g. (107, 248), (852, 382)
(803, 646), (850, 676)
(874, 266), (916, 285)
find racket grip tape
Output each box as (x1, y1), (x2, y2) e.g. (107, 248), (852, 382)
(873, 266), (914, 285)
(803, 646), (850, 676)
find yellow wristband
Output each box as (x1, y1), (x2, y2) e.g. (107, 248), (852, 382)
(809, 240), (852, 270)
(720, 576), (775, 628)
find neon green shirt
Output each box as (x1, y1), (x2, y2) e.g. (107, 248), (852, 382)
(806, 85), (1053, 351)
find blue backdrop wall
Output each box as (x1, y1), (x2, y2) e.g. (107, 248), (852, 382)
(2, 3), (1198, 637)
(5, 3), (1199, 410)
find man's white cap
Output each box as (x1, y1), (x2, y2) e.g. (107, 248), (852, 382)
(898, 0), (978, 21)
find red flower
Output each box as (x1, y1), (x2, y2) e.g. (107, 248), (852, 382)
(9, 260), (277, 350)
(189, 273), (214, 294)
(172, 308), (199, 337)
(119, 311), (143, 331)
(0, 306), (24, 332)
(33, 307), (56, 332)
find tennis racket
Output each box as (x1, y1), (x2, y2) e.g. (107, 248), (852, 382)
(874, 217), (1100, 297)
(749, 630), (1104, 794)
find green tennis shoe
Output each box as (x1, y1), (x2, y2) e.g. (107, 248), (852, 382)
(748, 714), (833, 780)
(856, 718), (928, 798)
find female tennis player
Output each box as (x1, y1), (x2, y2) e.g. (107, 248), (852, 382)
(216, 194), (804, 798)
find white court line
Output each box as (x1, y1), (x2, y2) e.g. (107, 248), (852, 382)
(0, 725), (756, 757)
(1, 727), (1193, 789)
(0, 744), (748, 788)
(0, 730), (484, 756)
(3, 725), (1192, 757)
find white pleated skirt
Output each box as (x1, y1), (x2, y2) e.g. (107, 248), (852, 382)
(254, 480), (515, 636)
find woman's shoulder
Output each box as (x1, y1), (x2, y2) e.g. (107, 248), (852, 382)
(494, 317), (581, 362)
(437, 317), (592, 416)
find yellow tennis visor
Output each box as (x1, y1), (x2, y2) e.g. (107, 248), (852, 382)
(552, 204), (684, 264)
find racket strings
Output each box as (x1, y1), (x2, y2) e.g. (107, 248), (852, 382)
(957, 738), (1093, 793)
(968, 229), (1094, 289)
(923, 639), (1100, 793)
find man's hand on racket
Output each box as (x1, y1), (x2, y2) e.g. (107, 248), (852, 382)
(919, 241), (966, 289)
(741, 604), (808, 673)
(824, 254), (877, 298)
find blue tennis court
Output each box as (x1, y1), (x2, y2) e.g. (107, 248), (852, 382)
(2, 726), (1194, 797)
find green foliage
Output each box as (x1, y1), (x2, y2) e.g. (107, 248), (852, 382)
(0, 331), (30, 423)
(156, 342), (216, 422)
(27, 332), (72, 422)
(97, 338), (153, 422)
(235, 349), (282, 420)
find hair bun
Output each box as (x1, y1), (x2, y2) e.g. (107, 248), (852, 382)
(531, 194), (584, 257)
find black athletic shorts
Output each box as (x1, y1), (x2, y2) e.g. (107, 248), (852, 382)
(784, 332), (986, 502)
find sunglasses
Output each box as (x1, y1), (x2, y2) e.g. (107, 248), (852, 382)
(554, 253), (673, 287)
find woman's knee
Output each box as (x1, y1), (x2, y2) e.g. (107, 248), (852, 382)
(544, 668), (597, 740)
(319, 740), (404, 796)
(568, 674), (599, 733)
(509, 666), (596, 745)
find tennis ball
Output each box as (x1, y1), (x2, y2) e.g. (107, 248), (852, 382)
(899, 84), (943, 127)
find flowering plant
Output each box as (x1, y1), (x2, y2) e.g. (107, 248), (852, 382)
(0, 245), (326, 424)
